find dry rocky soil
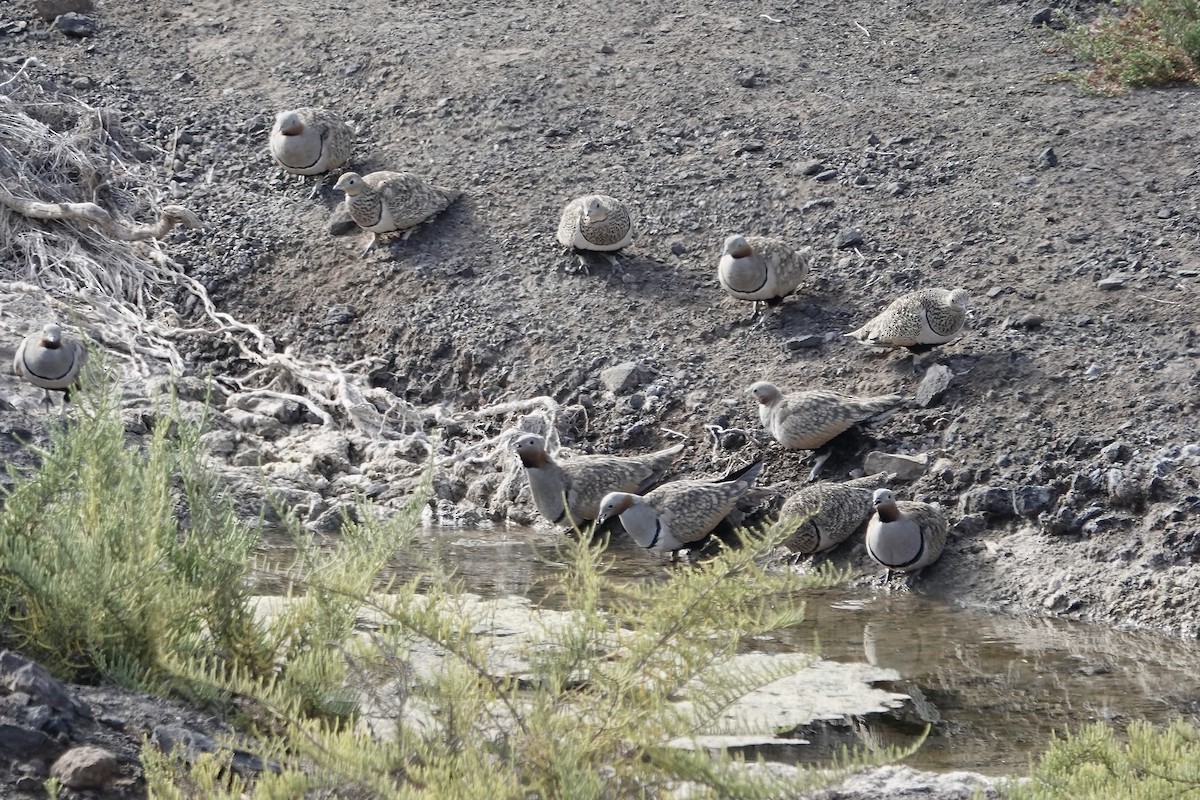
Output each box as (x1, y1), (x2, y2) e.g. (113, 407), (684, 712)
(1, 0), (1200, 796)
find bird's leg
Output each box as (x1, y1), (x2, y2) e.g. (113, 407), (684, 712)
(401, 228), (416, 242)
(575, 254), (591, 274)
(806, 450), (832, 482)
(307, 174), (327, 200)
(359, 233), (378, 258)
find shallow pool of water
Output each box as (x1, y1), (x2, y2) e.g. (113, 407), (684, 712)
(258, 524), (1200, 776)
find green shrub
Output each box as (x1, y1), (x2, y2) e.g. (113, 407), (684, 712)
(1003, 719), (1200, 799)
(1060, 1), (1200, 91)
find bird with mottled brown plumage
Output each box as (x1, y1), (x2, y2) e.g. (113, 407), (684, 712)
(775, 472), (893, 556)
(269, 107), (353, 196)
(12, 322), (87, 408)
(556, 194), (633, 270)
(748, 380), (903, 480)
(717, 234), (811, 319)
(513, 433), (683, 530)
(335, 170), (461, 256)
(865, 488), (949, 577)
(596, 460), (763, 561)
(847, 288), (969, 351)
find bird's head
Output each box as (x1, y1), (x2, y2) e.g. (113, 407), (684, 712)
(872, 488), (897, 509)
(40, 323), (63, 348)
(596, 492), (635, 525)
(512, 434), (548, 468)
(722, 234), (752, 258)
(747, 381), (781, 406)
(582, 195), (609, 224)
(274, 110), (305, 136)
(334, 173), (365, 196)
(948, 288), (970, 311)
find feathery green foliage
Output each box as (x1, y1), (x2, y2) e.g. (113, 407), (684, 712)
(0, 381), (271, 687)
(148, 526), (901, 798)
(1060, 0), (1200, 92)
(1003, 719), (1200, 799)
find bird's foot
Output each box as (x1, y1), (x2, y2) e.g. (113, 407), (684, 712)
(359, 233), (378, 258)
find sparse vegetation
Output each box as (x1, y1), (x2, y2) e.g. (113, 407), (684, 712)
(1002, 719), (1200, 799)
(0, 382), (904, 797)
(1061, 0), (1200, 91)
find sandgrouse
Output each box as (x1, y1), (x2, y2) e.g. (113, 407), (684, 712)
(556, 194), (633, 271)
(717, 234), (812, 319)
(12, 323), (87, 407)
(748, 380), (903, 480)
(335, 170), (461, 256)
(513, 433), (683, 530)
(847, 288), (969, 352)
(775, 472), (893, 556)
(268, 107), (353, 196)
(865, 488), (949, 578)
(596, 460), (764, 562)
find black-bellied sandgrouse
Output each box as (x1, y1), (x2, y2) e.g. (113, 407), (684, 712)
(335, 171), (461, 256)
(13, 323), (87, 407)
(556, 194), (633, 271)
(717, 234), (811, 319)
(513, 433), (683, 530)
(596, 460), (764, 562)
(269, 107), (353, 196)
(847, 288), (969, 352)
(865, 488), (949, 579)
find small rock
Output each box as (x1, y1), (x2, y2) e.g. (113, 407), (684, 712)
(1096, 273), (1131, 290)
(799, 160), (824, 176)
(1157, 207), (1176, 219)
(669, 241), (687, 256)
(801, 197), (835, 212)
(961, 486), (1015, 518)
(322, 304), (357, 326)
(720, 430), (747, 450)
(1100, 441), (1130, 463)
(1038, 147), (1058, 168)
(862, 451), (929, 482)
(53, 12), (98, 36)
(33, 0), (92, 22)
(734, 140), (765, 155)
(328, 205), (357, 236)
(952, 513), (987, 537)
(784, 334), (823, 350)
(915, 364), (953, 408)
(598, 43), (614, 54)
(1013, 313), (1044, 329)
(738, 73), (757, 88)
(834, 227), (863, 249)
(50, 746), (118, 790)
(0, 724), (58, 757)
(1013, 485), (1057, 517)
(600, 361), (643, 395)
(885, 181), (906, 196)
(814, 168), (838, 182)
(1030, 6), (1055, 26)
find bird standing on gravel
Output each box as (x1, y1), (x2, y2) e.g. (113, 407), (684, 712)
(748, 380), (903, 480)
(513, 433), (683, 530)
(12, 323), (87, 407)
(846, 288), (969, 351)
(775, 472), (892, 556)
(596, 460), (764, 562)
(717, 234), (812, 320)
(335, 170), (462, 256)
(268, 107), (353, 196)
(864, 488), (948, 579)
(556, 194), (634, 271)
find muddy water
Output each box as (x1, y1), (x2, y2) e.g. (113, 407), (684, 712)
(261, 525), (1200, 776)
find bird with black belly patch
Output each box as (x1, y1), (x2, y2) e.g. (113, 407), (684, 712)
(13, 323), (88, 408)
(864, 488), (949, 582)
(717, 234), (811, 321)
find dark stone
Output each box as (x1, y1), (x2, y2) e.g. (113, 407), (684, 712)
(0, 651), (88, 718)
(1038, 147), (1058, 168)
(799, 160), (824, 176)
(952, 513), (987, 537)
(834, 227), (864, 249)
(784, 334), (823, 350)
(1013, 485), (1057, 517)
(670, 241), (687, 256)
(720, 430), (747, 450)
(814, 168), (839, 182)
(322, 304), (357, 326)
(53, 12), (98, 37)
(0, 723), (59, 757)
(961, 486), (1015, 518)
(1030, 7), (1054, 25)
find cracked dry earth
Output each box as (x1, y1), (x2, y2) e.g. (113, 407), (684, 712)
(1, 0), (1200, 795)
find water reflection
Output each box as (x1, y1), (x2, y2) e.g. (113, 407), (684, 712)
(257, 524), (1200, 776)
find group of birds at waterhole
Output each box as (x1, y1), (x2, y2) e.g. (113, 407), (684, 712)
(10, 104), (969, 582)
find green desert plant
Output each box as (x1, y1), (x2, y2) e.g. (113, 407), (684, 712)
(1060, 0), (1200, 91)
(1003, 718), (1200, 799)
(147, 527), (904, 798)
